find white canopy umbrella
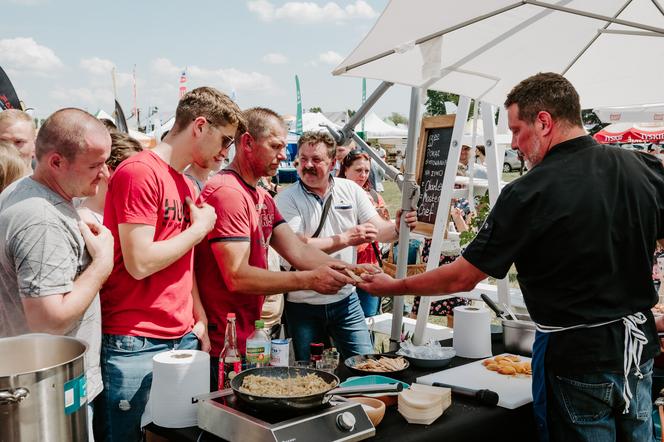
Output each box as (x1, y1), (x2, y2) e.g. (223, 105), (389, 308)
(594, 104), (664, 123)
(333, 0), (664, 108)
(332, 0), (664, 345)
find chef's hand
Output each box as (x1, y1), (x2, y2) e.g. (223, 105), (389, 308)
(353, 263), (382, 275)
(357, 272), (403, 297)
(306, 263), (355, 294)
(395, 209), (418, 232)
(341, 223), (378, 247)
(192, 320), (211, 353)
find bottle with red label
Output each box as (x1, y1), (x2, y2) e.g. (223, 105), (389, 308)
(310, 342), (324, 368)
(218, 313), (241, 390)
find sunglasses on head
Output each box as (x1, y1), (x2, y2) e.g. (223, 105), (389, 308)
(343, 149), (369, 165)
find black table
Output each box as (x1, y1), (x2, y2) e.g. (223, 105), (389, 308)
(146, 338), (537, 442)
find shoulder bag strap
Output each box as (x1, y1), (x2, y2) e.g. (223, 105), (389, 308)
(312, 196), (333, 239)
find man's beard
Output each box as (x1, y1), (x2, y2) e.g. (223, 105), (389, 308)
(524, 138), (545, 169)
(302, 167), (317, 176)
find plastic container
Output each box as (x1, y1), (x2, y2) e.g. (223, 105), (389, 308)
(245, 320), (271, 368)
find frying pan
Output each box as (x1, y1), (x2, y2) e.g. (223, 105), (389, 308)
(230, 366), (402, 412)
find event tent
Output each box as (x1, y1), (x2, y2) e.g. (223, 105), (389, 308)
(95, 109), (154, 147)
(593, 104), (664, 123)
(593, 122), (664, 144)
(333, 0), (664, 108)
(302, 112), (340, 133)
(363, 112), (408, 138)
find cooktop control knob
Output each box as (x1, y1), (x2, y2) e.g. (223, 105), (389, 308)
(336, 411), (356, 432)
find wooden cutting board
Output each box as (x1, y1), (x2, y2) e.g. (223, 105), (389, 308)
(415, 354), (533, 409)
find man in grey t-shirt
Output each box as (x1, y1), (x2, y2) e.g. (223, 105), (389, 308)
(0, 108), (114, 407)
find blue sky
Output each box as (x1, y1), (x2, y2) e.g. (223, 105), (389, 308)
(0, 0), (413, 122)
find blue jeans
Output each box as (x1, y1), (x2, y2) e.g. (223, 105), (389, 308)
(285, 292), (373, 361)
(93, 332), (199, 442)
(356, 287), (380, 318)
(547, 359), (655, 442)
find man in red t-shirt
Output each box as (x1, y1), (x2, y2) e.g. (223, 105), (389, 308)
(195, 107), (358, 386)
(96, 87), (244, 442)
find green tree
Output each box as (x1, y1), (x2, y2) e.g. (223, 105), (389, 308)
(425, 90), (458, 116)
(386, 112), (408, 126)
(309, 106), (322, 113)
(425, 90), (475, 118)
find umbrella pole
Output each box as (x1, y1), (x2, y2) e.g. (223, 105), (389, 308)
(389, 86), (422, 351)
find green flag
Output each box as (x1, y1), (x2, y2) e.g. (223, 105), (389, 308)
(361, 78), (366, 140)
(295, 75), (303, 135)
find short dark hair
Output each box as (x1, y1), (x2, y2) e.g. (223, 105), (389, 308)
(172, 86), (245, 134)
(241, 107), (284, 141)
(297, 131), (336, 159)
(504, 72), (583, 128)
(36, 108), (106, 161)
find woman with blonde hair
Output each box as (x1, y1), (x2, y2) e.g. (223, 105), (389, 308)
(0, 141), (29, 192)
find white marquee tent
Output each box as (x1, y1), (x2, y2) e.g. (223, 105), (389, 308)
(363, 112), (408, 139)
(333, 0), (664, 108)
(302, 112), (340, 133)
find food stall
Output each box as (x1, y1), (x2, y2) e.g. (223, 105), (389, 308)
(144, 337), (536, 442)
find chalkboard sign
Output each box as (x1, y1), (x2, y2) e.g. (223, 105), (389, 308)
(415, 115), (456, 235)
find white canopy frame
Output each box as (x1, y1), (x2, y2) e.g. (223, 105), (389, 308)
(332, 0), (664, 347)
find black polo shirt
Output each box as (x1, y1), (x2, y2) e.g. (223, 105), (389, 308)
(463, 135), (664, 374)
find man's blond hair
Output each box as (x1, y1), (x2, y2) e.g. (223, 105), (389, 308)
(0, 109), (34, 130)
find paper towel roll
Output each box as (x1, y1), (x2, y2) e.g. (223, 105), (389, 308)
(452, 306), (492, 358)
(150, 349), (210, 428)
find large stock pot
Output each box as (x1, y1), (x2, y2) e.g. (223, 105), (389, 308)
(0, 334), (88, 442)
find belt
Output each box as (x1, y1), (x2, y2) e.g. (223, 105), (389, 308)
(535, 312), (648, 414)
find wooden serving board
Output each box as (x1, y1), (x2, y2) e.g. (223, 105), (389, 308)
(415, 354), (533, 409)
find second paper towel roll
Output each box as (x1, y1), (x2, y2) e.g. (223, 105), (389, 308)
(452, 306), (492, 358)
(150, 349), (210, 428)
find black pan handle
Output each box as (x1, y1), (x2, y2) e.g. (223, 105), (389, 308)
(327, 383), (403, 396)
(480, 293), (507, 320)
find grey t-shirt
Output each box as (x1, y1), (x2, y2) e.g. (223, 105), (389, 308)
(0, 177), (102, 400)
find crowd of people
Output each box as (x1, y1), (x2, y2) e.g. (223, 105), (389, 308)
(0, 87), (415, 441)
(2, 71), (664, 442)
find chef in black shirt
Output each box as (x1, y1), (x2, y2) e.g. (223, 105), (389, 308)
(360, 72), (664, 442)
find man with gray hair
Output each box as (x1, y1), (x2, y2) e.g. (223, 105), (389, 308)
(0, 108), (114, 434)
(0, 108), (37, 170)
